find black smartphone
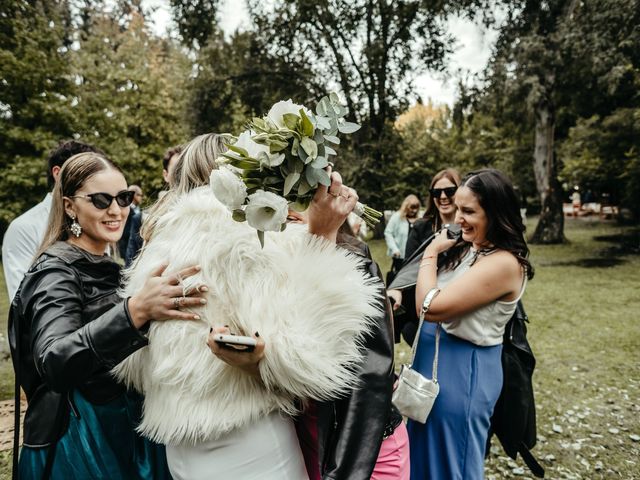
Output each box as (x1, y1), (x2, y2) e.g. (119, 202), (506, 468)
(444, 223), (462, 240)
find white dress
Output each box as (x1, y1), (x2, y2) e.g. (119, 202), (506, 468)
(166, 411), (308, 480)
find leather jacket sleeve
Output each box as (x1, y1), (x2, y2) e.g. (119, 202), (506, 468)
(321, 248), (395, 480)
(23, 263), (148, 393)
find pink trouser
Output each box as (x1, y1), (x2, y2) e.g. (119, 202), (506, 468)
(371, 421), (410, 480)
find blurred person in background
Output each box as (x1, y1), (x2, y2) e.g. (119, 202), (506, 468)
(384, 194), (421, 285)
(404, 168), (460, 259)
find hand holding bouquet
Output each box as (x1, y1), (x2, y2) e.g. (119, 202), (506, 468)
(210, 93), (382, 246)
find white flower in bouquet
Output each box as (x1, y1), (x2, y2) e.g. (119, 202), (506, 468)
(210, 166), (247, 210)
(267, 100), (312, 130)
(233, 130), (286, 168)
(245, 190), (289, 233)
(235, 130), (268, 158)
(214, 92), (383, 247)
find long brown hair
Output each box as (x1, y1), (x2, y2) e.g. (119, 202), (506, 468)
(35, 152), (121, 260)
(423, 168), (461, 232)
(440, 169), (534, 279)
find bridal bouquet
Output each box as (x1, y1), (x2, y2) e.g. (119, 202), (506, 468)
(210, 93), (382, 246)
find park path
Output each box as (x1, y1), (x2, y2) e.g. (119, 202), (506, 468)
(0, 400), (25, 452)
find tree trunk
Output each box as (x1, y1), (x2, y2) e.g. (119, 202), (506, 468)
(530, 98), (565, 244)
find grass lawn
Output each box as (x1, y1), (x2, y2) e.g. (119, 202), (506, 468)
(0, 217), (638, 478)
(370, 218), (640, 479)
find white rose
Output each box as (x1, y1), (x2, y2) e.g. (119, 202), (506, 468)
(210, 166), (247, 209)
(234, 130), (270, 159)
(245, 190), (289, 232)
(267, 99), (311, 129)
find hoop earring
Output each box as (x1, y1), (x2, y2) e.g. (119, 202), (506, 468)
(69, 214), (82, 238)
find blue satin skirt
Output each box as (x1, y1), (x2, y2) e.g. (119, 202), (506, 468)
(19, 389), (171, 480)
(407, 322), (503, 480)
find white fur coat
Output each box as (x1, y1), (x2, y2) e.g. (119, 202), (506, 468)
(112, 187), (381, 445)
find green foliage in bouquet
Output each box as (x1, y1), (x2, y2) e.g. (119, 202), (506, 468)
(219, 93), (381, 226)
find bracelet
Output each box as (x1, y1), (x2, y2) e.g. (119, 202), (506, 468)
(420, 287), (441, 319)
(419, 261), (434, 268)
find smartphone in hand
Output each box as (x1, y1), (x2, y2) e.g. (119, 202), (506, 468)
(214, 334), (257, 353)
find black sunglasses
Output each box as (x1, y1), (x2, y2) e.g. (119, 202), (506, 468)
(430, 186), (458, 199)
(71, 190), (135, 210)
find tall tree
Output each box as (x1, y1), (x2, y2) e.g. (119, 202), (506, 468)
(483, 0), (640, 241)
(72, 2), (191, 197)
(0, 0), (76, 235)
(247, 0), (492, 208)
(187, 30), (323, 136)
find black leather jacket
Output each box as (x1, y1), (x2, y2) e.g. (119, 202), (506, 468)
(8, 242), (149, 447)
(314, 237), (396, 480)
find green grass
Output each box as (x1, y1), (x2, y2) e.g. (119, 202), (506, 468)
(370, 218), (640, 479)
(0, 218), (638, 478)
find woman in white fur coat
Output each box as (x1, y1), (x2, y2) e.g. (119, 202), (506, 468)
(113, 133), (383, 480)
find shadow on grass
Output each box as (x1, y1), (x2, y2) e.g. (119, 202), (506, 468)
(593, 229), (640, 255)
(546, 257), (627, 268)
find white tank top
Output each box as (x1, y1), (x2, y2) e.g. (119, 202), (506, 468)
(437, 248), (527, 346)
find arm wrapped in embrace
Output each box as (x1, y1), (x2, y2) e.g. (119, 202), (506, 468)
(112, 187), (381, 445)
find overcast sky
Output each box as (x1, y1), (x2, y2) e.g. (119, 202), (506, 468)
(143, 0), (497, 107)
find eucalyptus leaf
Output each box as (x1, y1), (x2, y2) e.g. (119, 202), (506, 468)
(292, 137), (300, 156)
(316, 168), (331, 186)
(297, 178), (313, 196)
(298, 144), (309, 163)
(333, 104), (347, 117)
(269, 139), (289, 152)
(287, 156), (304, 173)
(315, 116), (331, 130)
(316, 100), (327, 117)
(313, 129), (325, 144)
(324, 134), (340, 145)
(282, 113), (299, 131)
(324, 145), (337, 156)
(284, 172), (301, 196)
(338, 121), (360, 134)
(329, 92), (340, 104)
(226, 144), (250, 158)
(310, 156), (328, 169)
(305, 168), (319, 187)
(263, 176), (282, 185)
(290, 199), (311, 212)
(299, 109), (314, 137)
(300, 136), (318, 160)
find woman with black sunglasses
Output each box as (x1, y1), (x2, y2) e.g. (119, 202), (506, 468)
(388, 169), (461, 345)
(408, 169), (534, 480)
(8, 152), (204, 479)
(404, 168), (460, 259)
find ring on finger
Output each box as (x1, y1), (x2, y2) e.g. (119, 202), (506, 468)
(328, 190), (340, 197)
(173, 297), (181, 309)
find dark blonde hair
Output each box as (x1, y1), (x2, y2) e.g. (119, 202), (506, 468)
(141, 133), (229, 243)
(424, 168), (461, 232)
(35, 152), (121, 260)
(398, 194), (421, 220)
